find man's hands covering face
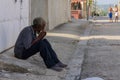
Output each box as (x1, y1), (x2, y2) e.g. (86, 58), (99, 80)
(38, 31), (46, 40)
(31, 31), (46, 46)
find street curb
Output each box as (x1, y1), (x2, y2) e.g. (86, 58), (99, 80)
(65, 21), (92, 80)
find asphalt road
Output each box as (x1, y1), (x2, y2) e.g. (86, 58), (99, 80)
(80, 16), (120, 80)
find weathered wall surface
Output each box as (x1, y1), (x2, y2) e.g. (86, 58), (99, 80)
(30, 0), (48, 28)
(0, 0), (29, 52)
(30, 0), (71, 30)
(48, 0), (71, 30)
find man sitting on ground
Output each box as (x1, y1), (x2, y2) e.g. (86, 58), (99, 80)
(14, 17), (67, 72)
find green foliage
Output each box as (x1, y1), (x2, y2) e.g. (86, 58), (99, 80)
(100, 10), (108, 16)
(89, 0), (93, 6)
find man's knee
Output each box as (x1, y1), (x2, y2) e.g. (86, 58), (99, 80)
(37, 39), (48, 48)
(43, 39), (51, 45)
(43, 38), (49, 42)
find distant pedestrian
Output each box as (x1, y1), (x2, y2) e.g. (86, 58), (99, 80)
(114, 5), (119, 22)
(108, 7), (113, 22)
(14, 17), (67, 72)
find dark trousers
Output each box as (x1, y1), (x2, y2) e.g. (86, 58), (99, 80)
(21, 39), (60, 68)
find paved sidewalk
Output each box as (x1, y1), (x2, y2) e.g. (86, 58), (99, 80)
(0, 19), (90, 80)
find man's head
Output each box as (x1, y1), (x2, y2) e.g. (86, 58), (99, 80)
(32, 17), (46, 33)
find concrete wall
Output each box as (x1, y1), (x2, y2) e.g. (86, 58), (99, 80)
(30, 0), (48, 28)
(30, 0), (71, 30)
(0, 0), (29, 52)
(48, 0), (71, 30)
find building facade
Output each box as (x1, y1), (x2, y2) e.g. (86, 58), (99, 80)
(71, 0), (87, 19)
(0, 0), (71, 53)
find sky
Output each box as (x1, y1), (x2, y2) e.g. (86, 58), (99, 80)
(97, 0), (119, 5)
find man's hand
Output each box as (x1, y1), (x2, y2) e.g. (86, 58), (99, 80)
(38, 31), (46, 40)
(31, 31), (46, 45)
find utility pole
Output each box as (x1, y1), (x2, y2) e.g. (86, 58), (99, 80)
(95, 0), (96, 15)
(93, 0), (97, 20)
(86, 0), (89, 20)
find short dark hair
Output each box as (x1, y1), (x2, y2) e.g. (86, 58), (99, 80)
(33, 17), (46, 28)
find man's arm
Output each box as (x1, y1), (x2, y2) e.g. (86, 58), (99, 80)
(31, 31), (46, 45)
